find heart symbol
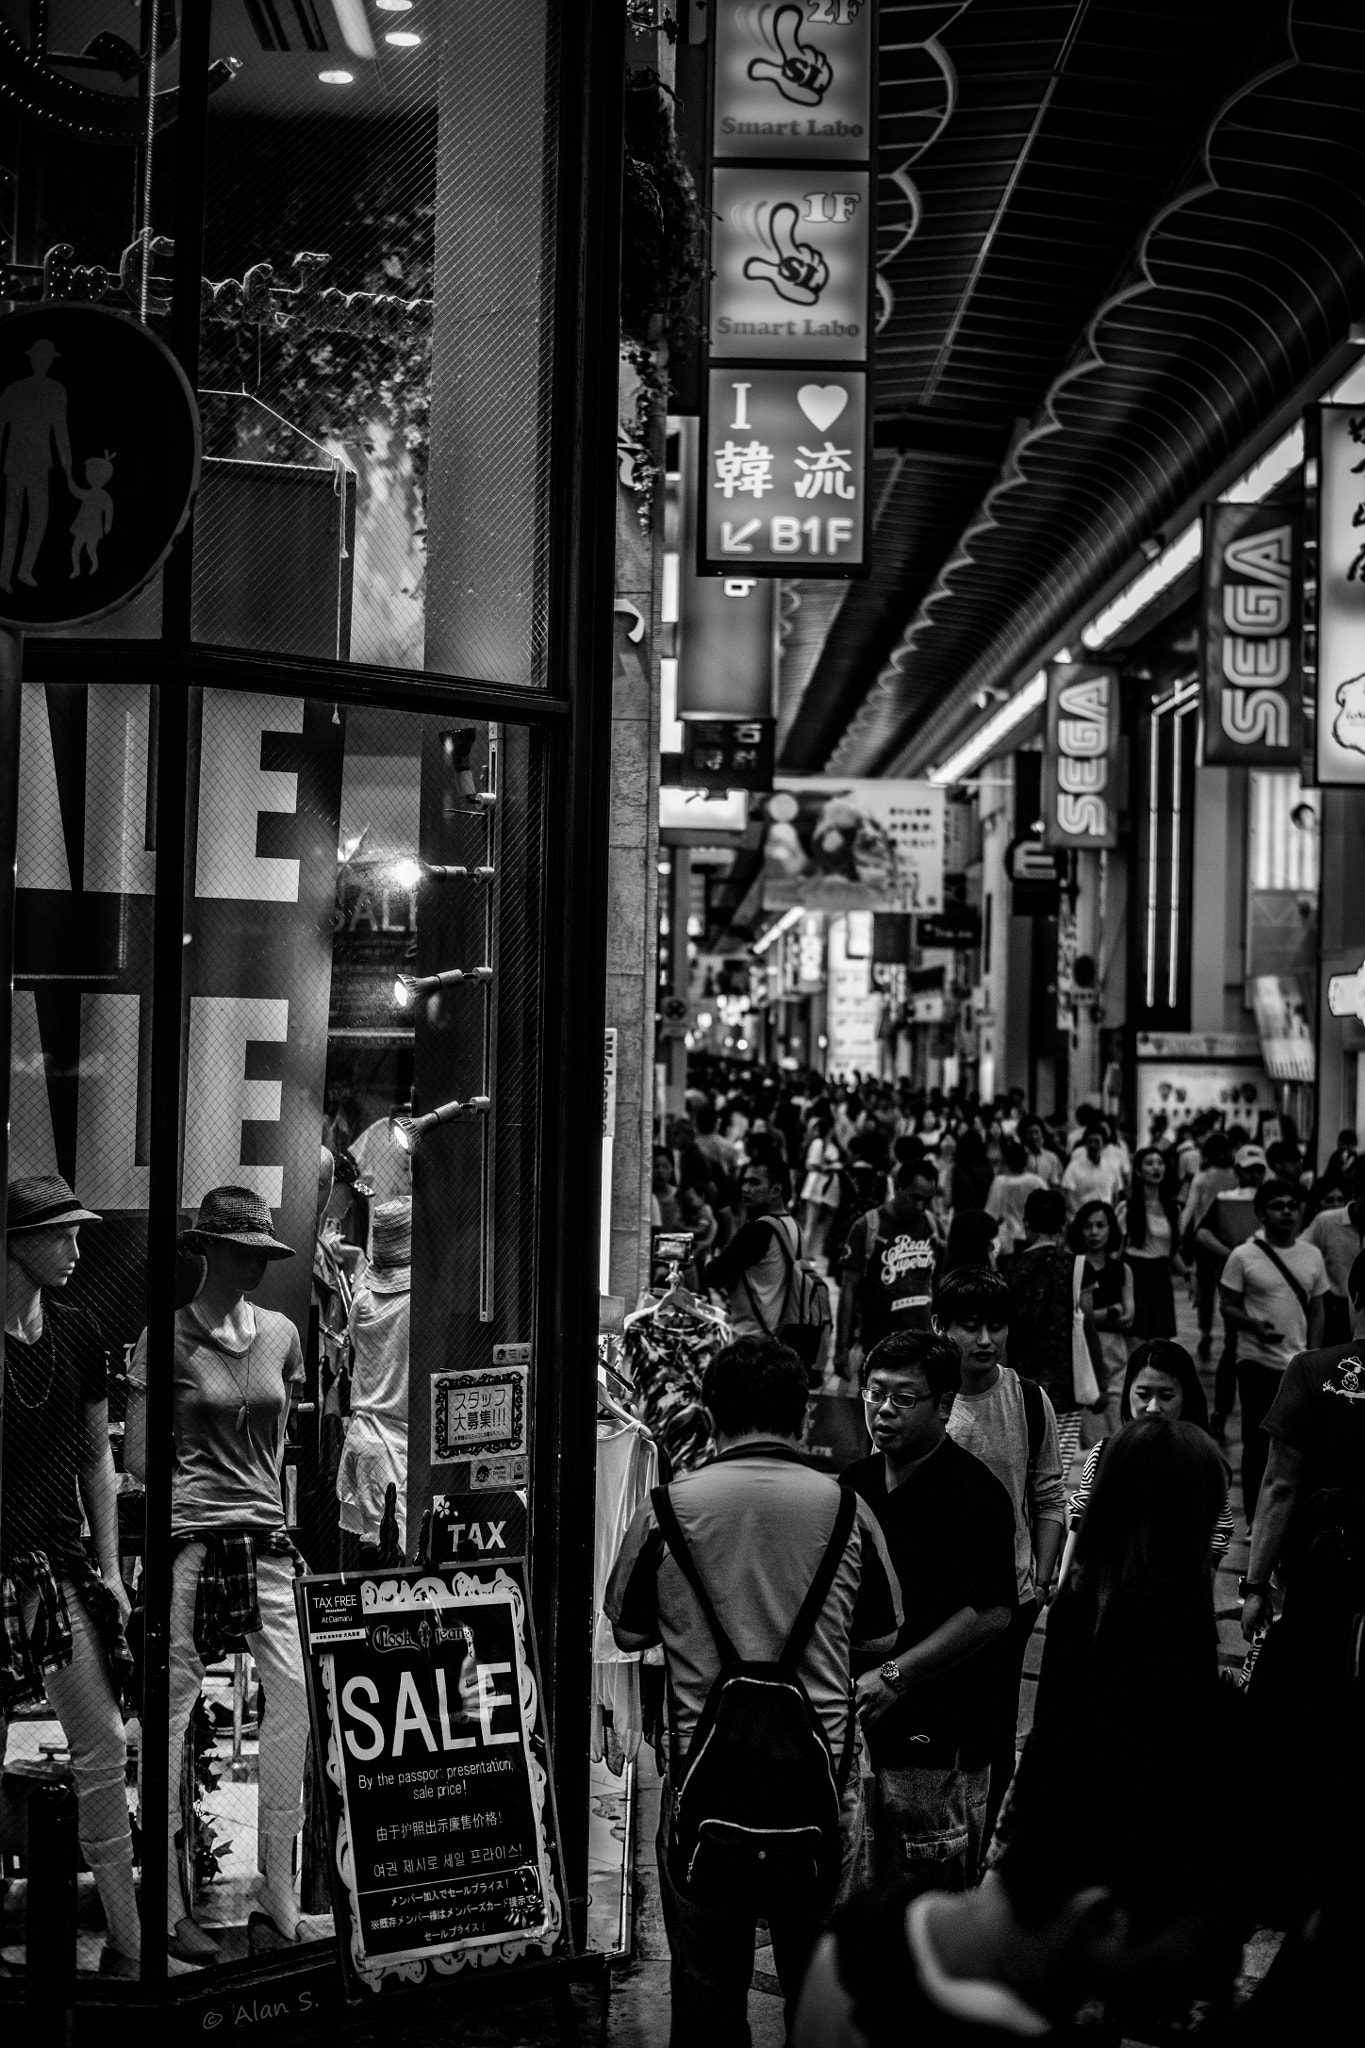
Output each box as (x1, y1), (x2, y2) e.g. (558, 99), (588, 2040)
(797, 384), (848, 433)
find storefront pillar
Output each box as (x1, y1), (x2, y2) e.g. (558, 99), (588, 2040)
(604, 358), (663, 1306)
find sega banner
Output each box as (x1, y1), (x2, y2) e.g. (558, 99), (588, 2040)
(1315, 404), (1365, 784)
(1200, 498), (1303, 766)
(701, 1), (876, 577)
(1041, 663), (1122, 851)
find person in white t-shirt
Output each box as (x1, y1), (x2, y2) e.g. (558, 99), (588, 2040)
(1219, 1178), (1326, 1529)
(1061, 1127), (1123, 1219)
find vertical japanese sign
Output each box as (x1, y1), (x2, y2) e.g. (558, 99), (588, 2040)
(1200, 499), (1302, 766)
(676, 413), (776, 727)
(298, 1564), (563, 1992)
(1041, 663), (1122, 850)
(1315, 405), (1365, 784)
(701, 1), (876, 577)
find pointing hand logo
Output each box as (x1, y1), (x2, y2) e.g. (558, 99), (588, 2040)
(748, 4), (834, 107)
(743, 201), (830, 305)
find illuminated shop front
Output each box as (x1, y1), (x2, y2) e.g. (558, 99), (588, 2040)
(0, 0), (620, 2025)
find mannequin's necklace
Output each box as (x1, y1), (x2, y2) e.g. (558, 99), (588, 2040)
(221, 1340), (254, 1442)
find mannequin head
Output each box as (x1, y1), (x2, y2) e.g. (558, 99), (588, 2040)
(8, 1219), (81, 1292)
(201, 1238), (270, 1301)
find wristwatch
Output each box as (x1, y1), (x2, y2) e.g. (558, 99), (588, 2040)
(1238, 1577), (1269, 1598)
(878, 1658), (907, 1695)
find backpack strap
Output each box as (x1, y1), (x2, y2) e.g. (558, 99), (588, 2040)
(777, 1484), (858, 1677)
(1020, 1374), (1043, 1471)
(1249, 1238), (1311, 1320)
(741, 1213), (801, 1334)
(651, 1484), (741, 1666)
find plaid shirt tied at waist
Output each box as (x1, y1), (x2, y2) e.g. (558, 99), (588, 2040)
(1, 1550), (133, 1714)
(175, 1529), (306, 1663)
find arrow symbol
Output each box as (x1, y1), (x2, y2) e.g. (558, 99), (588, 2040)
(721, 519), (761, 552)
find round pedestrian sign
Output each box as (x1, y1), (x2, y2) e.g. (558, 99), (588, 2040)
(0, 303), (200, 630)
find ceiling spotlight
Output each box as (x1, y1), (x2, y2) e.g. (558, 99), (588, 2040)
(385, 29), (422, 45)
(318, 69), (355, 84)
(393, 967), (493, 1009)
(390, 1098), (491, 1154)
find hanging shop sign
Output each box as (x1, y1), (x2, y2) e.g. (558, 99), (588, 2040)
(1249, 972), (1316, 1083)
(760, 777), (945, 912)
(702, 366), (870, 573)
(1200, 498), (1303, 766)
(709, 168), (871, 364)
(665, 718), (776, 793)
(0, 302), (200, 629)
(916, 904), (982, 949)
(9, 682), (342, 1350)
(1005, 834), (1066, 917)
(297, 1564), (564, 1992)
(1041, 663), (1122, 850)
(701, 4), (875, 578)
(712, 0), (875, 163)
(675, 416), (777, 719)
(1315, 404), (1365, 785)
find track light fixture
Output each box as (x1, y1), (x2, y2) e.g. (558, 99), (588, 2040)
(390, 1098), (492, 1155)
(393, 967), (493, 1009)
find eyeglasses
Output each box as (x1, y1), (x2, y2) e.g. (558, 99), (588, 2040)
(862, 1386), (936, 1412)
(1263, 1198), (1300, 1213)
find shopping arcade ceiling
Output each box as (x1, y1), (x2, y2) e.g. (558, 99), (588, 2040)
(777, 0), (1365, 782)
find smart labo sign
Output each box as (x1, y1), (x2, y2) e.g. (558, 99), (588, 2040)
(298, 1565), (564, 1994)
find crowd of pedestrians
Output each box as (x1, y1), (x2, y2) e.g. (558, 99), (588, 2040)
(611, 1063), (1363, 2045)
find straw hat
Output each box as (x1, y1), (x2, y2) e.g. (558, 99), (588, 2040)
(178, 1187), (295, 1260)
(7, 1175), (101, 1234)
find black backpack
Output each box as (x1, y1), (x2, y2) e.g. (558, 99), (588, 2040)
(652, 1480), (858, 1913)
(855, 1206), (938, 1347)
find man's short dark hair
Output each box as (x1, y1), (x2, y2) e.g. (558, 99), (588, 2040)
(934, 1263), (1012, 1327)
(1001, 1138), (1027, 1175)
(702, 1335), (807, 1438)
(744, 1140), (790, 1202)
(863, 1329), (962, 1401)
(1253, 1176), (1302, 1218)
(895, 1158), (937, 1193)
(694, 1100), (718, 1135)
(1023, 1186), (1066, 1235)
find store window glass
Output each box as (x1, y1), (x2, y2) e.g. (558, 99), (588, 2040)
(195, 3), (559, 685)
(3, 679), (155, 1979)
(2, 4), (560, 684)
(2, 684), (547, 1979)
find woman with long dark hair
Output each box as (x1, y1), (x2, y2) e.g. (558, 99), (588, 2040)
(1058, 1340), (1234, 1584)
(1034, 1416), (1228, 1725)
(1125, 1146), (1183, 1339)
(1068, 1200), (1134, 1442)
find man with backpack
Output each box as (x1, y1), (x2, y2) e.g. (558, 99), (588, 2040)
(1219, 1176), (1327, 1528)
(605, 1335), (902, 2044)
(841, 1331), (1016, 1894)
(703, 1141), (832, 1374)
(833, 1159), (941, 1382)
(936, 1265), (1066, 1855)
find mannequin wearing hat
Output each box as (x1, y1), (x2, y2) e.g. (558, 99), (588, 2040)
(337, 1199), (411, 1562)
(125, 1187), (310, 1959)
(2, 1177), (143, 1975)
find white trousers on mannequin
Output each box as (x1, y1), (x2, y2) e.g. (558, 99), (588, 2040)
(165, 1543), (309, 1933)
(0, 1579), (140, 1957)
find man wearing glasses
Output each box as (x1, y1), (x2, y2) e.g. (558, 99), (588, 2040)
(1220, 1177), (1328, 1529)
(841, 1331), (1017, 1894)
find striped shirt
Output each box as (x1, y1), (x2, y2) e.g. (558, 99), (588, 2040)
(1068, 1443), (1234, 1565)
